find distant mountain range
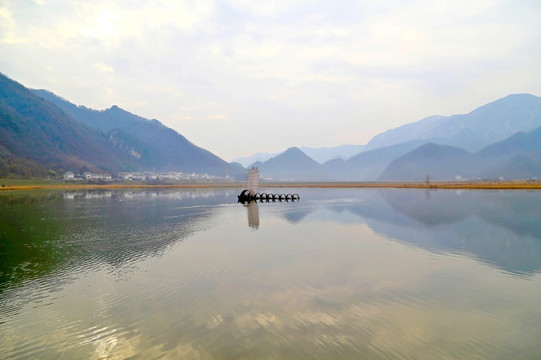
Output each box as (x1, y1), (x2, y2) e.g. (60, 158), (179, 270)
(233, 144), (365, 167)
(365, 94), (541, 152)
(300, 145), (365, 164)
(379, 126), (541, 181)
(233, 152), (278, 168)
(252, 94), (541, 181)
(0, 72), (243, 178)
(252, 147), (329, 181)
(2, 70), (541, 181)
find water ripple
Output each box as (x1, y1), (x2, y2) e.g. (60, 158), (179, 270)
(2, 189), (541, 359)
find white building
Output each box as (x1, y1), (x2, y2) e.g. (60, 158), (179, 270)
(82, 172), (112, 182)
(63, 171), (74, 181)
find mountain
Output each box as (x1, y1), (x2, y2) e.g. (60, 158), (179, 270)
(233, 152), (278, 168)
(477, 128), (541, 179)
(5, 73), (540, 182)
(378, 143), (477, 181)
(365, 94), (541, 152)
(331, 140), (427, 180)
(0, 72), (243, 178)
(0, 73), (142, 177)
(477, 127), (541, 161)
(365, 115), (446, 151)
(299, 144), (365, 163)
(234, 144), (365, 167)
(473, 126), (541, 180)
(482, 153), (541, 179)
(256, 147), (329, 181)
(426, 128), (488, 152)
(242, 141), (424, 181)
(33, 89), (244, 177)
(322, 129), (491, 181)
(260, 122), (541, 182)
(379, 126), (541, 181)
(328, 130), (488, 181)
(229, 94), (541, 180)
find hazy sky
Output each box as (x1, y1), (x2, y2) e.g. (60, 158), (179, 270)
(1, 0), (540, 161)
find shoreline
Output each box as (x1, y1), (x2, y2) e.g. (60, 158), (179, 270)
(2, 181), (541, 191)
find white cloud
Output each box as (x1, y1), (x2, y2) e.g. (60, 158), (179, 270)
(79, 10), (118, 41)
(0, 3), (20, 44)
(228, 0), (305, 17)
(1, 0), (540, 160)
(94, 62), (114, 74)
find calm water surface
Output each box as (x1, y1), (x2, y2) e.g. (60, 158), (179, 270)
(1, 188), (541, 359)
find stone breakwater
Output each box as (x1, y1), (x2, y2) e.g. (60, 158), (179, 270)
(237, 189), (300, 204)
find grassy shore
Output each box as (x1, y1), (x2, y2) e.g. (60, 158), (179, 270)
(0, 182), (245, 191)
(2, 180), (541, 191)
(261, 181), (541, 190)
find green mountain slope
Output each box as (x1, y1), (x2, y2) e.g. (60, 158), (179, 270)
(0, 73), (142, 177)
(34, 90), (244, 177)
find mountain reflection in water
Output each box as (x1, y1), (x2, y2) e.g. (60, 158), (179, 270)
(279, 188), (541, 276)
(241, 188), (541, 276)
(0, 189), (235, 293)
(2, 188), (541, 359)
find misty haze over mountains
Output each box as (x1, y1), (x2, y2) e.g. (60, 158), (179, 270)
(1, 71), (541, 181)
(234, 145), (365, 167)
(247, 94), (541, 181)
(34, 89), (245, 177)
(0, 72), (243, 178)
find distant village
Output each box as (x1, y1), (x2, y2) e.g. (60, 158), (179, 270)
(62, 171), (234, 183)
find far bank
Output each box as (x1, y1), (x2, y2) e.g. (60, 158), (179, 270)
(2, 180), (541, 192)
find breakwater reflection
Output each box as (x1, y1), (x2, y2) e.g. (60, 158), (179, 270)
(246, 202), (260, 229)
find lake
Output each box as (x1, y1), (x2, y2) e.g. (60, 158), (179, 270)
(1, 188), (541, 359)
